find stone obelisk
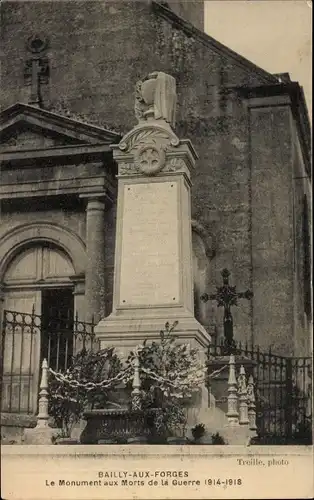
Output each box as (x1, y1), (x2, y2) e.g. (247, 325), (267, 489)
(95, 72), (211, 403)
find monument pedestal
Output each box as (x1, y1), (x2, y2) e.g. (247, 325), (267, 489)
(23, 423), (59, 445)
(95, 104), (211, 408)
(96, 312), (209, 358)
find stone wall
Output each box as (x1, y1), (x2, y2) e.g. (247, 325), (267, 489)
(249, 103), (295, 354)
(0, 1), (157, 130)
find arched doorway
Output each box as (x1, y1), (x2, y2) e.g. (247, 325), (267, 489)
(2, 243), (75, 414)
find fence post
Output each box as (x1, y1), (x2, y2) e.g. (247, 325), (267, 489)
(131, 349), (142, 411)
(247, 375), (257, 432)
(285, 358), (293, 439)
(238, 365), (249, 425)
(36, 358), (50, 428)
(24, 358), (60, 443)
(226, 354), (239, 425)
(128, 348), (148, 444)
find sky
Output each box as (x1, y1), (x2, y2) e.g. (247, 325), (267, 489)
(204, 0), (312, 118)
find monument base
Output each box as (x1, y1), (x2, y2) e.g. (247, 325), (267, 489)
(185, 407), (255, 445)
(95, 309), (210, 354)
(221, 425), (256, 446)
(23, 424), (60, 445)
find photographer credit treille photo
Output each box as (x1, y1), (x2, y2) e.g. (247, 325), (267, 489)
(0, 1), (313, 499)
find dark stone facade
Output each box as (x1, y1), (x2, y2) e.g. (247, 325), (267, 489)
(0, 0), (311, 356)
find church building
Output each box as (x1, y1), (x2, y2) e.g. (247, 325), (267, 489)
(0, 1), (312, 422)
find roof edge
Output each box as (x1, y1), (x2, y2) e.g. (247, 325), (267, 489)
(152, 0), (278, 84)
(0, 102), (121, 142)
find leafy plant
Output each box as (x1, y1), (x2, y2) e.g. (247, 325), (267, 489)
(211, 432), (226, 445)
(48, 347), (124, 438)
(126, 321), (206, 441)
(48, 322), (207, 443)
(191, 423), (206, 441)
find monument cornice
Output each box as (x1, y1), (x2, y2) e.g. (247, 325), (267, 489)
(112, 122), (198, 179)
(113, 153), (195, 180)
(113, 123), (198, 159)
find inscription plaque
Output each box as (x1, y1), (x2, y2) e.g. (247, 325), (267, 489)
(119, 181), (180, 306)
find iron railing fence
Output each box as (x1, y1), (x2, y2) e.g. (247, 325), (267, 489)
(208, 338), (312, 443)
(1, 309), (97, 414)
(1, 309), (312, 444)
(42, 311), (98, 372)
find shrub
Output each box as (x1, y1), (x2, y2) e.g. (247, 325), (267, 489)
(211, 432), (226, 445)
(48, 347), (124, 437)
(126, 321), (206, 441)
(191, 423), (206, 441)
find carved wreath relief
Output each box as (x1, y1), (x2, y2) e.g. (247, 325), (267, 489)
(134, 143), (165, 176)
(118, 126), (180, 176)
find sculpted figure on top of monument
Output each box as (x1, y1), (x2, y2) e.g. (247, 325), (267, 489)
(134, 71), (177, 128)
(117, 72), (185, 176)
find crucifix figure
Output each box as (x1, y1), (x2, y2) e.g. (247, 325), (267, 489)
(200, 268), (253, 354)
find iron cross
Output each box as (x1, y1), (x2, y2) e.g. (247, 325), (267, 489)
(201, 268), (253, 354)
